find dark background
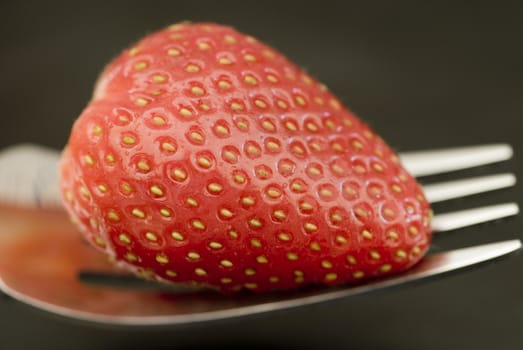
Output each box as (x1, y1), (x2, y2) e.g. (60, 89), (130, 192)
(1, 0), (522, 349)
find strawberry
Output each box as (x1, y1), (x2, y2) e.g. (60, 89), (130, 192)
(59, 22), (432, 293)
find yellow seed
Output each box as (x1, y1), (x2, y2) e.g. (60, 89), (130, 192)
(304, 222), (318, 232)
(180, 108), (193, 118)
(396, 250), (407, 259)
(125, 252), (138, 262)
(245, 268), (256, 276)
(325, 273), (338, 282)
(392, 184), (402, 193)
(256, 255), (268, 264)
(106, 154), (115, 163)
(171, 231), (184, 241)
(191, 219), (205, 230)
(335, 235), (347, 244)
(223, 35), (236, 44)
(152, 75), (166, 83)
(243, 54), (256, 62)
(310, 242), (321, 251)
(191, 86), (205, 96)
(172, 169), (187, 181)
(220, 259), (233, 267)
(250, 239), (262, 248)
(295, 95), (306, 106)
(197, 157), (212, 168)
(387, 230), (399, 240)
(223, 150), (237, 162)
(346, 255), (357, 265)
(278, 232), (291, 242)
(107, 210), (120, 222)
(161, 142), (176, 152)
(244, 283), (258, 289)
(219, 208), (233, 218)
(79, 186), (90, 198)
(135, 98), (149, 106)
(94, 236), (105, 247)
(134, 61), (148, 70)
(166, 270), (177, 277)
(272, 210), (286, 220)
(276, 100), (288, 109)
(220, 277), (232, 284)
(122, 135), (136, 145)
(83, 154), (94, 165)
(198, 42), (212, 50)
(246, 144), (260, 156)
(330, 213), (343, 222)
(351, 140), (363, 150)
(353, 271), (364, 279)
(412, 246), (421, 255)
(300, 201), (314, 211)
(149, 185), (164, 196)
(370, 250), (381, 260)
(209, 241), (223, 249)
(97, 184), (107, 193)
(380, 264), (392, 273)
(121, 182), (132, 194)
(199, 103), (210, 111)
(132, 208), (145, 219)
(254, 99), (267, 109)
(185, 64), (200, 73)
(214, 125), (229, 136)
(194, 268), (207, 276)
(92, 125), (102, 137)
(249, 218), (262, 228)
(151, 115), (167, 126)
(242, 196), (255, 206)
(266, 141), (280, 152)
(321, 260), (333, 269)
(233, 173), (245, 184)
(306, 122), (318, 132)
(218, 57), (233, 65)
(291, 182), (303, 191)
(145, 232), (158, 242)
(409, 225), (419, 236)
(186, 197), (198, 207)
(284, 121), (297, 131)
(159, 208), (171, 217)
(266, 74), (278, 83)
(167, 48), (181, 56)
(286, 252), (298, 261)
(236, 119), (248, 130)
(207, 183), (223, 193)
(187, 251), (200, 260)
(217, 80), (231, 89)
(230, 102), (244, 111)
(128, 47), (140, 56)
(118, 233), (131, 244)
(266, 188), (281, 198)
(269, 276), (279, 283)
(361, 229), (373, 240)
(137, 160), (150, 172)
(244, 75), (257, 85)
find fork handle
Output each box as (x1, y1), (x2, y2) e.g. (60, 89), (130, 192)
(0, 144), (62, 208)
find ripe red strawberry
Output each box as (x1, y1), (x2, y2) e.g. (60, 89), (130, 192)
(59, 22), (432, 293)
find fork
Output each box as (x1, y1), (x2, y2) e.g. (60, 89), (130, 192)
(0, 143), (519, 326)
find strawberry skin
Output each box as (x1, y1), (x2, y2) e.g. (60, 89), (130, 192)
(59, 22), (432, 292)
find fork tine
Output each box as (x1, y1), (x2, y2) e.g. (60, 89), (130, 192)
(399, 143), (513, 177)
(432, 202), (519, 232)
(423, 173), (516, 203)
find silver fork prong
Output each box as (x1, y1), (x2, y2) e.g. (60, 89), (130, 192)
(423, 173), (516, 203)
(399, 143), (513, 177)
(432, 202), (519, 232)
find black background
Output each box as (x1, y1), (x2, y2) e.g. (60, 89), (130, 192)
(1, 1), (522, 349)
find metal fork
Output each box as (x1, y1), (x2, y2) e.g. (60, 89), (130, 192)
(0, 143), (519, 326)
